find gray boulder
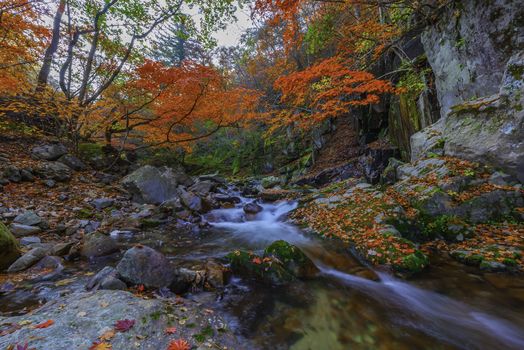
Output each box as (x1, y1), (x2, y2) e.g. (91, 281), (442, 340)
(10, 223), (42, 237)
(243, 202), (263, 214)
(13, 210), (42, 227)
(0, 290), (240, 350)
(38, 162), (72, 182)
(91, 198), (114, 210)
(122, 166), (182, 204)
(20, 236), (41, 246)
(189, 180), (216, 195)
(81, 233), (119, 258)
(7, 247), (47, 272)
(179, 189), (203, 212)
(58, 154), (86, 171)
(116, 246), (174, 288)
(32, 143), (68, 161)
(86, 266), (127, 291)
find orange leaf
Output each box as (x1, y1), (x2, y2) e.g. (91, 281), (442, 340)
(167, 339), (190, 350)
(165, 327), (177, 335)
(34, 320), (54, 329)
(89, 342), (112, 350)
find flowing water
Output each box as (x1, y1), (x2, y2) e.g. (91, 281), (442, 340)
(2, 192), (524, 349)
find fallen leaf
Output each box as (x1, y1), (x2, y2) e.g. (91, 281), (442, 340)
(54, 278), (76, 287)
(89, 342), (112, 350)
(18, 320), (33, 326)
(167, 339), (190, 350)
(165, 327), (177, 335)
(99, 301), (109, 308)
(34, 320), (54, 329)
(114, 319), (135, 332)
(99, 330), (115, 341)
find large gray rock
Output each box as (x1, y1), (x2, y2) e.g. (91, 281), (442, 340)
(116, 246), (174, 288)
(58, 154), (86, 171)
(81, 233), (119, 258)
(0, 222), (20, 270)
(189, 180), (216, 195)
(179, 188), (203, 212)
(13, 210), (42, 226)
(7, 247), (47, 272)
(86, 266), (127, 291)
(122, 165), (185, 204)
(421, 0), (524, 118)
(32, 143), (68, 161)
(10, 223), (42, 237)
(0, 290), (240, 350)
(37, 162), (72, 182)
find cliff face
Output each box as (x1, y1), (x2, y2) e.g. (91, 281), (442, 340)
(421, 0), (524, 118)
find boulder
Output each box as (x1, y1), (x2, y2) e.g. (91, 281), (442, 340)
(0, 222), (20, 270)
(243, 202), (263, 214)
(170, 260), (227, 294)
(10, 223), (42, 237)
(91, 198), (114, 210)
(3, 165), (21, 182)
(116, 246), (174, 288)
(7, 247), (47, 272)
(58, 154), (86, 171)
(122, 165), (181, 204)
(179, 189), (203, 212)
(0, 290), (240, 349)
(86, 266), (127, 291)
(13, 210), (42, 227)
(20, 236), (41, 246)
(264, 240), (318, 278)
(81, 233), (119, 258)
(37, 162), (72, 182)
(20, 168), (35, 181)
(32, 143), (68, 161)
(189, 180), (216, 195)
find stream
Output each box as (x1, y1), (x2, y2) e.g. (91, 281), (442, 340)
(2, 192), (524, 349)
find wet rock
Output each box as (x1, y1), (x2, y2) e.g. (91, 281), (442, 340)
(29, 256), (63, 276)
(260, 189), (292, 202)
(0, 290), (240, 350)
(13, 210), (42, 227)
(20, 236), (41, 246)
(81, 233), (119, 258)
(91, 198), (114, 210)
(51, 242), (74, 256)
(7, 247), (47, 272)
(214, 194), (241, 204)
(480, 260), (507, 272)
(198, 173), (226, 184)
(243, 202), (263, 214)
(228, 241), (318, 284)
(0, 222), (20, 270)
(189, 180), (216, 195)
(122, 165), (183, 204)
(32, 143), (68, 161)
(264, 240), (319, 279)
(58, 154), (86, 171)
(170, 260), (227, 294)
(86, 266), (127, 291)
(10, 223), (42, 237)
(179, 189), (203, 212)
(37, 162), (72, 182)
(261, 176), (281, 188)
(116, 246), (174, 289)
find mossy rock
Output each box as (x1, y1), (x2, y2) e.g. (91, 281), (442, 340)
(227, 241), (318, 284)
(264, 240), (318, 278)
(450, 250), (484, 266)
(227, 250), (294, 284)
(393, 251), (429, 273)
(0, 222), (21, 270)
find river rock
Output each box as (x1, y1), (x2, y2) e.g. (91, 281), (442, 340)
(13, 210), (42, 227)
(10, 223), (42, 237)
(243, 202), (263, 214)
(20, 236), (41, 245)
(91, 198), (114, 210)
(81, 233), (119, 258)
(264, 240), (319, 278)
(32, 143), (68, 161)
(0, 290), (240, 350)
(7, 247), (47, 272)
(122, 165), (183, 204)
(37, 162), (72, 182)
(170, 260), (227, 294)
(189, 180), (216, 195)
(116, 246), (174, 288)
(0, 222), (20, 270)
(179, 188), (203, 212)
(86, 266), (127, 291)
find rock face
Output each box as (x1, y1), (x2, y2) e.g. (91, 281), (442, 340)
(0, 290), (240, 350)
(410, 53), (524, 182)
(0, 222), (20, 270)
(116, 246), (174, 288)
(421, 0), (524, 118)
(122, 165), (185, 204)
(32, 143), (68, 161)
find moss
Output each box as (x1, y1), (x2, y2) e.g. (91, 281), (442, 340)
(77, 208), (94, 219)
(508, 65), (524, 80)
(422, 215), (471, 241)
(394, 251), (429, 273)
(140, 219), (162, 229)
(0, 222), (20, 270)
(503, 258), (517, 267)
(78, 143), (104, 160)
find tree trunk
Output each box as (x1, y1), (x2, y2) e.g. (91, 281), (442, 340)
(36, 0), (66, 88)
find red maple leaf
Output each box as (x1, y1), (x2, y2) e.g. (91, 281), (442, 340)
(165, 327), (177, 335)
(167, 339), (190, 350)
(34, 320), (54, 329)
(114, 319), (135, 332)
